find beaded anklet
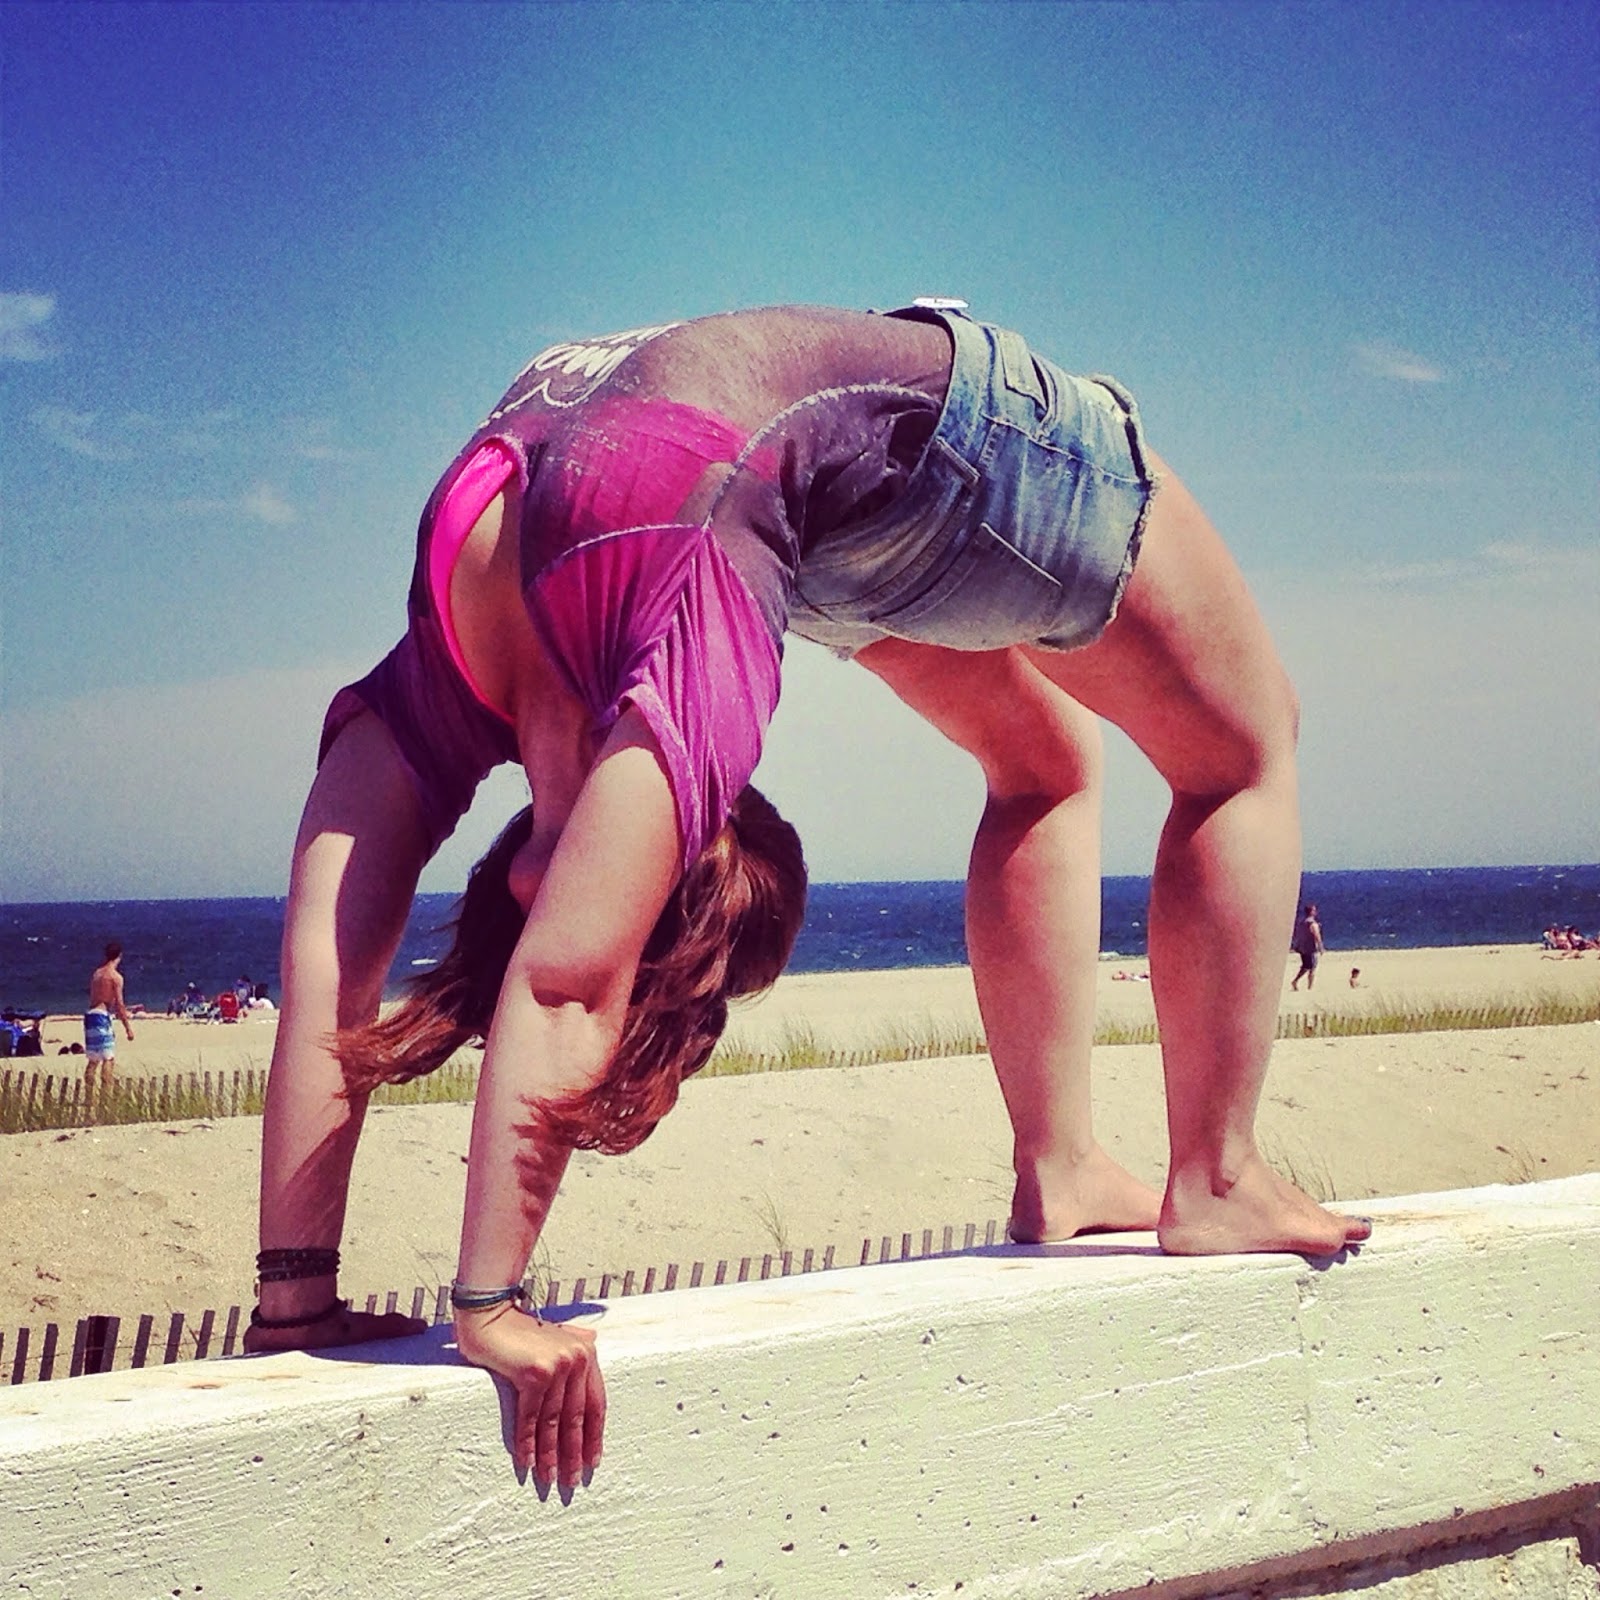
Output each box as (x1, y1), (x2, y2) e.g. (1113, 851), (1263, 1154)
(249, 1297), (348, 1332)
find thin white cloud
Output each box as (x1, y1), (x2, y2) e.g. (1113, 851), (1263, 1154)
(279, 415), (368, 465)
(241, 482), (297, 526)
(1333, 539), (1598, 595)
(32, 406), (136, 460)
(167, 412), (238, 455)
(34, 406), (237, 460)
(1484, 539), (1600, 584)
(166, 483), (298, 526)
(1359, 557), (1471, 586)
(33, 403), (352, 473)
(1482, 541), (1543, 574)
(0, 292), (57, 361)
(1353, 342), (1447, 384)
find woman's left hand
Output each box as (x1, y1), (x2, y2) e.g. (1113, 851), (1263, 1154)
(454, 1305), (607, 1487)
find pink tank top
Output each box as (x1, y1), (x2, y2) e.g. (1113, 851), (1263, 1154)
(425, 404), (781, 872)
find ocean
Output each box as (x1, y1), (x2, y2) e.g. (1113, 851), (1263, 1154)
(2, 864), (1596, 1018)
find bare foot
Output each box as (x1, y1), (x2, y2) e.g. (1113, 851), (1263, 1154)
(1009, 1144), (1162, 1243)
(1158, 1152), (1372, 1257)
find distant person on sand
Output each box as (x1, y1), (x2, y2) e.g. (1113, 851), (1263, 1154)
(1290, 904), (1324, 990)
(248, 300), (1368, 1486)
(84, 942), (135, 1088)
(1348, 966), (1361, 988)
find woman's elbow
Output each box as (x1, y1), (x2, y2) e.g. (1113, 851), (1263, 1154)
(507, 945), (635, 1024)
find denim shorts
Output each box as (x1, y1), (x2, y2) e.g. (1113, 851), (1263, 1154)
(787, 305), (1157, 656)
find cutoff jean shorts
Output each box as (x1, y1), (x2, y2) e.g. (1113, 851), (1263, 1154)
(787, 304), (1158, 657)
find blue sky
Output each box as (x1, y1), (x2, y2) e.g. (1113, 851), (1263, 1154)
(1, 0), (1595, 899)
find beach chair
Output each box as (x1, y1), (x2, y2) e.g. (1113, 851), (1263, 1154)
(216, 990), (241, 1023)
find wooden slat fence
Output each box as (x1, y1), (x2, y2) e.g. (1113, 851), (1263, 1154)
(0, 1068), (267, 1135)
(0, 1063), (485, 1137)
(1, 1219), (1004, 1387)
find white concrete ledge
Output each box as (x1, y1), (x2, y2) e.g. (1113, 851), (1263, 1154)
(3, 1176), (1598, 1599)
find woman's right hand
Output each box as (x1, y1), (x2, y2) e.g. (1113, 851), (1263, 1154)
(454, 1306), (606, 1487)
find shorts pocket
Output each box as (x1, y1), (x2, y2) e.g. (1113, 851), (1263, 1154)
(795, 436), (979, 614)
(868, 520), (1065, 650)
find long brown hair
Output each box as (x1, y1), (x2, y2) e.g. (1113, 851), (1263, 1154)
(336, 786), (806, 1154)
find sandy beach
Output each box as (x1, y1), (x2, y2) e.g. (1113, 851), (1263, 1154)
(3, 944), (1597, 1336)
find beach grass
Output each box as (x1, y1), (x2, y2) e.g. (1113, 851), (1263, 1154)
(702, 1014), (990, 1078)
(2, 987), (1595, 1137)
(706, 986), (1599, 1066)
(1277, 990), (1599, 1039)
(750, 1188), (793, 1255)
(1260, 1136), (1339, 1203)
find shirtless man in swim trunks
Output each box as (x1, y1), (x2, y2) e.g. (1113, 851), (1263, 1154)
(85, 942), (135, 1090)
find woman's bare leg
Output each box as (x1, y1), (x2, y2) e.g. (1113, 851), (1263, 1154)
(1026, 456), (1369, 1255)
(857, 640), (1160, 1240)
(254, 711), (432, 1331)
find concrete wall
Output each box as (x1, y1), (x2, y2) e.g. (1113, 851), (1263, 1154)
(3, 1175), (1597, 1600)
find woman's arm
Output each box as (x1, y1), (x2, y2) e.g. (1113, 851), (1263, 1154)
(451, 707), (681, 1485)
(245, 712), (433, 1352)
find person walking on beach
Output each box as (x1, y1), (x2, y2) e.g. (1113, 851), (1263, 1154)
(84, 942), (135, 1089)
(247, 299), (1369, 1489)
(1290, 903), (1324, 990)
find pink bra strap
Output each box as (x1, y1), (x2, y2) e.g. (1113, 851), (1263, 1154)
(427, 439), (520, 720)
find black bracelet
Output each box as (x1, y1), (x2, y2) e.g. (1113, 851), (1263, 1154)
(249, 1297), (348, 1332)
(256, 1247), (340, 1284)
(450, 1281), (534, 1313)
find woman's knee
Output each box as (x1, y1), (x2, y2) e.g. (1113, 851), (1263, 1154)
(992, 700), (1103, 805)
(1184, 667), (1300, 803)
(1239, 655), (1300, 774)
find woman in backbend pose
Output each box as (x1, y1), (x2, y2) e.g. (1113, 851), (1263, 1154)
(245, 299), (1369, 1488)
